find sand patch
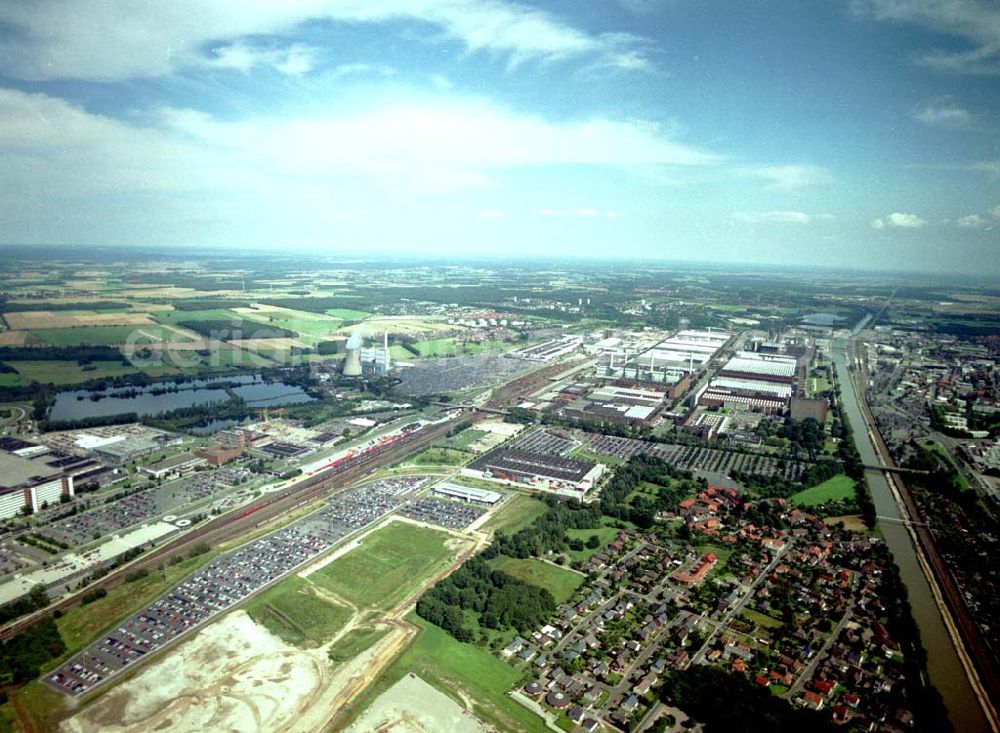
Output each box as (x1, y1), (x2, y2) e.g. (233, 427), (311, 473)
(346, 674), (491, 733)
(60, 611), (336, 733)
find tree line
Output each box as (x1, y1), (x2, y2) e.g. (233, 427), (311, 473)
(416, 556), (555, 642)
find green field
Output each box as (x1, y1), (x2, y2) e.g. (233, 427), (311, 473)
(568, 446), (626, 466)
(327, 624), (390, 664)
(152, 308), (239, 324)
(565, 526), (618, 562)
(326, 308), (370, 320)
(6, 359), (173, 385)
(741, 608), (784, 630)
(921, 441), (970, 491)
(30, 324), (189, 346)
(492, 557), (583, 604)
(389, 344), (416, 360)
(695, 543), (734, 578)
(0, 372), (23, 386)
(407, 446), (473, 466)
(790, 474), (855, 507)
(444, 427), (489, 450)
(412, 338), (461, 357)
(627, 480), (665, 503)
(236, 308), (343, 345)
(809, 376), (832, 396)
(311, 522), (458, 611)
(245, 574), (352, 647)
(341, 613), (546, 733)
(481, 494), (548, 534)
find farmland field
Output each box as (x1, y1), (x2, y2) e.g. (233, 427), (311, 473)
(310, 522), (460, 611)
(3, 311), (153, 330)
(8, 360), (179, 385)
(30, 324), (190, 346)
(0, 373), (23, 386)
(326, 308), (370, 320)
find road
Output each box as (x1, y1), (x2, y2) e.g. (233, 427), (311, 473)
(783, 609), (852, 700)
(689, 542), (789, 666)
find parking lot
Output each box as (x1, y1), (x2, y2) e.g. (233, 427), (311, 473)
(580, 433), (807, 480)
(39, 468), (252, 548)
(509, 427), (578, 456)
(46, 475), (430, 697)
(394, 353), (530, 396)
(400, 498), (486, 530)
(0, 541), (28, 576)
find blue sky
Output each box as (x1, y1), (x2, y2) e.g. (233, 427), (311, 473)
(0, 1), (997, 274)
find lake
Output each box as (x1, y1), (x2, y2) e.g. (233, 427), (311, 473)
(49, 374), (312, 422)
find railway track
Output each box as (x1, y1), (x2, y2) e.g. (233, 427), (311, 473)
(0, 413), (475, 642)
(856, 370), (1000, 728)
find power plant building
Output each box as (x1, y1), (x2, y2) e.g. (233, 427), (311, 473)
(359, 333), (391, 375)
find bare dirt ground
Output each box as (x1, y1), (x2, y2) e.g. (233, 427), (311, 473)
(0, 330), (28, 345)
(824, 514), (868, 532)
(57, 608), (413, 733)
(346, 674), (491, 733)
(3, 312), (155, 329)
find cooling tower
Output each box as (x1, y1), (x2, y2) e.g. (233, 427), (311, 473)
(343, 332), (363, 376)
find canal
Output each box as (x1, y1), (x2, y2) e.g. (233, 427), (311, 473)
(831, 337), (989, 732)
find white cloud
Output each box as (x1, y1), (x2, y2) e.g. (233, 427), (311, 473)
(431, 74), (453, 89)
(957, 213), (988, 228)
(208, 43), (317, 75)
(871, 212), (927, 229)
(741, 164), (833, 190)
(540, 208), (617, 218)
(0, 1), (654, 81)
(971, 160), (1000, 177)
(157, 98), (721, 184)
(732, 211), (812, 224)
(0, 87), (716, 245)
(914, 102), (974, 127)
(990, 204), (1000, 219)
(851, 0), (1000, 74)
(328, 63), (396, 80)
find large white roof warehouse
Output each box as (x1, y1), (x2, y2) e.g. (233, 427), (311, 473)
(722, 352), (797, 380)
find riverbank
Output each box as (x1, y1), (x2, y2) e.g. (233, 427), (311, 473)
(851, 343), (999, 731)
(835, 336), (994, 732)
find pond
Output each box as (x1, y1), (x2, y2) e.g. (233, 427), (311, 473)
(49, 374), (313, 422)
